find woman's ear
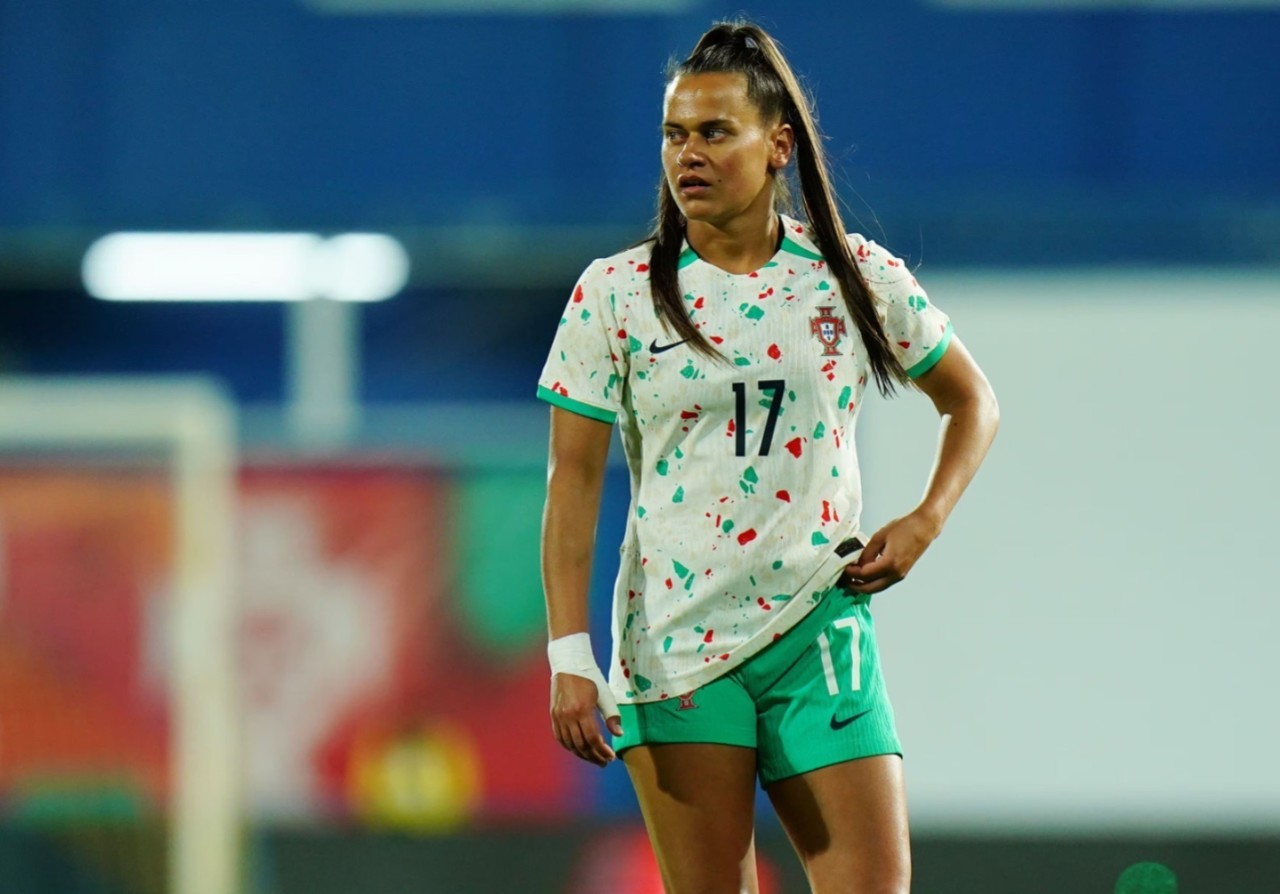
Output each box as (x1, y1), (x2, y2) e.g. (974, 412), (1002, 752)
(770, 122), (795, 171)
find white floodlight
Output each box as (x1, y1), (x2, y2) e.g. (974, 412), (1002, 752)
(82, 232), (410, 302)
(306, 233), (411, 303)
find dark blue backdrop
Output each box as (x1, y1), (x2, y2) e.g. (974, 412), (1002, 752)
(5, 2), (1279, 234)
(1, 1), (1277, 402)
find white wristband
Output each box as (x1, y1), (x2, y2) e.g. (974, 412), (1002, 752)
(547, 632), (620, 719)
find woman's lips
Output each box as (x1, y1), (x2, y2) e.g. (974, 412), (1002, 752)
(678, 175), (711, 196)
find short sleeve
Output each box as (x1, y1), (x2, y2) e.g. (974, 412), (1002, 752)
(850, 235), (953, 379)
(536, 261), (630, 423)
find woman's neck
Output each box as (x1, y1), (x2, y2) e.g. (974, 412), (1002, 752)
(686, 211), (780, 275)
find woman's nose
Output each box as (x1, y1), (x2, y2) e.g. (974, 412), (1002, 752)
(677, 138), (705, 168)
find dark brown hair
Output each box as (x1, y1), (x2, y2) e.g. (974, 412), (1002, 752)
(645, 20), (911, 396)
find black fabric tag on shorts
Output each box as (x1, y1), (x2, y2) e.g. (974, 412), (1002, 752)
(834, 536), (866, 557)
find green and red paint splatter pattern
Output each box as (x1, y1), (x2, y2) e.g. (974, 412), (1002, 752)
(538, 216), (952, 703)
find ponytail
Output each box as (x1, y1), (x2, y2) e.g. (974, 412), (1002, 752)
(642, 21), (911, 397)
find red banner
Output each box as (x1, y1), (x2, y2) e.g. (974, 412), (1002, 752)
(0, 463), (579, 826)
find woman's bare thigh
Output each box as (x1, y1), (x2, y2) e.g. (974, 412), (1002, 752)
(764, 754), (909, 894)
(623, 743), (762, 894)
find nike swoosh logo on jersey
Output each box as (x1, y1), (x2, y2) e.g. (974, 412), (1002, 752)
(830, 709), (872, 731)
(649, 338), (691, 355)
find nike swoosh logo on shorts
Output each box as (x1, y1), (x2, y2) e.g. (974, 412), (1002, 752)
(649, 338), (691, 354)
(829, 709), (872, 731)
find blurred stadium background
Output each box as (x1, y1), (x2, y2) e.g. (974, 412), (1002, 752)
(1, 1), (1278, 892)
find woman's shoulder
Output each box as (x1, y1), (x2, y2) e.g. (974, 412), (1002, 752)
(842, 232), (916, 287)
(579, 242), (655, 284)
(842, 230), (892, 261)
(779, 216), (900, 274)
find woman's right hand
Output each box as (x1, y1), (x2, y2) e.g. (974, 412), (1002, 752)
(551, 672), (623, 767)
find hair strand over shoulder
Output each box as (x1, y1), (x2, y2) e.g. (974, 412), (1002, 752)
(640, 20), (911, 397)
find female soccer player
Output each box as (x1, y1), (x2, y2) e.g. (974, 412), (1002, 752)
(538, 21), (999, 894)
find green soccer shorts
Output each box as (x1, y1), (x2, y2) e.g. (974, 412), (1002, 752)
(613, 586), (901, 785)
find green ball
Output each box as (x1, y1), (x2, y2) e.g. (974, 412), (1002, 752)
(1114, 862), (1177, 894)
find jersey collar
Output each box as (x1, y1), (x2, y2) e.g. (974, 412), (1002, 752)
(676, 214), (825, 269)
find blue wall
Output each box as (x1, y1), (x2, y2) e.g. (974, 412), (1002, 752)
(3, 2), (1278, 242)
(1, 1), (1277, 403)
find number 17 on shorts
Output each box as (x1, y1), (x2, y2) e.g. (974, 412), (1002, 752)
(817, 615), (862, 700)
(812, 600), (899, 765)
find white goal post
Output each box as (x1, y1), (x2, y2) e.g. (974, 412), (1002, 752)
(0, 377), (240, 894)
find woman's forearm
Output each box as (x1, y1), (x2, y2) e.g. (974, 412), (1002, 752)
(916, 391), (1000, 536)
(541, 401), (614, 640)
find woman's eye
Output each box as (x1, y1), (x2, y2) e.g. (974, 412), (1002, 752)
(705, 128), (726, 139)
(664, 131), (685, 143)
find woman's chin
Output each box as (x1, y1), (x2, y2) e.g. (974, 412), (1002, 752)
(675, 199), (712, 221)
(679, 203), (730, 227)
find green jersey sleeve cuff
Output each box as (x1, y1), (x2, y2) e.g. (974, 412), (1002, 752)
(906, 321), (953, 379)
(536, 385), (618, 424)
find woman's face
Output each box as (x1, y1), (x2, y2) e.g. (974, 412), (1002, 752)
(662, 72), (792, 229)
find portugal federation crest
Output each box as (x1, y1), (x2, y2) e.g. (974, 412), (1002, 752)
(810, 307), (847, 357)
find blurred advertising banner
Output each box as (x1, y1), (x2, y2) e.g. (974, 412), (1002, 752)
(0, 469), (172, 821)
(0, 461), (584, 829)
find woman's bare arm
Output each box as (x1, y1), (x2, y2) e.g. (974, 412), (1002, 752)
(845, 335), (1000, 592)
(542, 406), (621, 765)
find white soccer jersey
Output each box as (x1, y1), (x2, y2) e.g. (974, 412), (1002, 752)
(538, 215), (952, 703)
